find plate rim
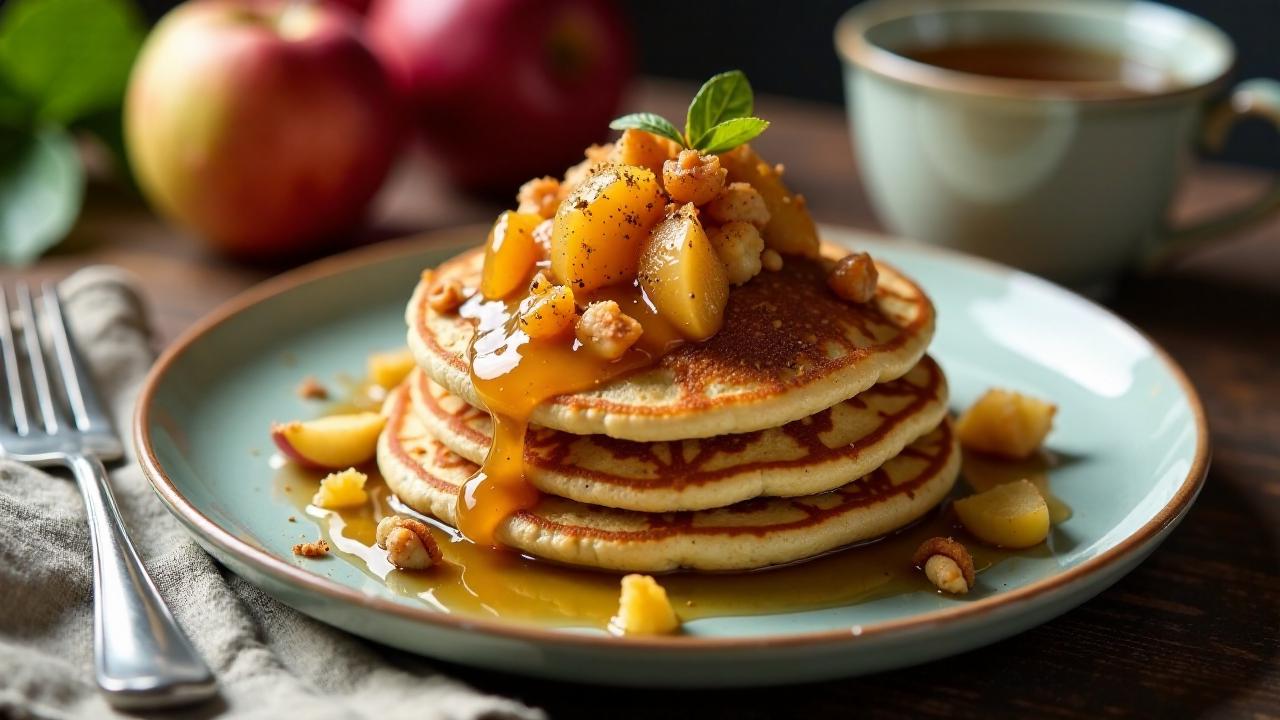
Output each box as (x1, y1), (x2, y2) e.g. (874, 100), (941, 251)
(133, 224), (1210, 652)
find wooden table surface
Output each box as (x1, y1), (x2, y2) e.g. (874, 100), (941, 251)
(6, 80), (1278, 718)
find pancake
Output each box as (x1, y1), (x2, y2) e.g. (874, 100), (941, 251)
(408, 245), (935, 442)
(410, 354), (949, 512)
(377, 383), (960, 572)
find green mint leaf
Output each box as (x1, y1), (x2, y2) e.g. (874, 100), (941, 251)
(695, 117), (770, 154)
(0, 127), (84, 264)
(0, 0), (145, 125)
(685, 70), (753, 149)
(609, 112), (686, 147)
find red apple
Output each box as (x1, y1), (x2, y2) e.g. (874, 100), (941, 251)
(366, 0), (632, 191)
(125, 0), (400, 259)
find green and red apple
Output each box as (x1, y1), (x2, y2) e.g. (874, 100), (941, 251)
(126, 0), (400, 259)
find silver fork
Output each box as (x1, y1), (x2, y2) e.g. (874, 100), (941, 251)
(0, 282), (216, 710)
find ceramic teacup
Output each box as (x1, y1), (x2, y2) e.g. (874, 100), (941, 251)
(836, 0), (1280, 291)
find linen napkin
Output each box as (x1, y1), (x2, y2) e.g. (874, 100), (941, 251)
(0, 267), (544, 720)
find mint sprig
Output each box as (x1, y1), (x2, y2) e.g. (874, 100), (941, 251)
(609, 70), (769, 154)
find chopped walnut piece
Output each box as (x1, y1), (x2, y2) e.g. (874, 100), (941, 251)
(516, 176), (561, 219)
(427, 277), (465, 313)
(376, 516), (442, 570)
(761, 248), (783, 272)
(912, 537), (975, 594)
(706, 182), (770, 228)
(828, 252), (879, 304)
(707, 221), (765, 286)
(663, 150), (727, 206)
(561, 143), (615, 196)
(292, 539), (329, 558)
(295, 376), (328, 401)
(531, 218), (554, 260)
(576, 300), (643, 360)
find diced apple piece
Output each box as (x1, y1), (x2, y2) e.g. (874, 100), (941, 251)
(518, 274), (577, 339)
(611, 128), (677, 176)
(954, 479), (1051, 549)
(271, 411), (386, 469)
(551, 164), (666, 292)
(719, 144), (820, 257)
(312, 468), (368, 509)
(956, 389), (1057, 459)
(610, 574), (680, 636)
(368, 348), (415, 389)
(480, 210), (543, 299)
(637, 205), (730, 341)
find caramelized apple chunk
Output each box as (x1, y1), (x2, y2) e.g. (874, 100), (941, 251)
(368, 348), (415, 389)
(719, 144), (820, 257)
(551, 164), (666, 292)
(954, 479), (1051, 549)
(480, 210), (543, 299)
(956, 389), (1057, 459)
(610, 574), (680, 636)
(707, 220), (765, 286)
(637, 204), (730, 341)
(519, 273), (577, 339)
(612, 128), (678, 176)
(576, 300), (643, 360)
(663, 149), (726, 206)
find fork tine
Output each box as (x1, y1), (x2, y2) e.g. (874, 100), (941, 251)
(42, 283), (113, 434)
(16, 283), (59, 435)
(0, 289), (30, 435)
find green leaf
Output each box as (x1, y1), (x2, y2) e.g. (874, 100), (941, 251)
(609, 112), (686, 147)
(0, 127), (84, 265)
(0, 70), (30, 129)
(0, 0), (145, 125)
(695, 117), (770, 154)
(685, 70), (753, 149)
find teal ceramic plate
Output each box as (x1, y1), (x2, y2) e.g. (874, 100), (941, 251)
(135, 225), (1208, 687)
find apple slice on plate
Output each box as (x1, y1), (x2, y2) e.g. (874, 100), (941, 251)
(271, 412), (385, 469)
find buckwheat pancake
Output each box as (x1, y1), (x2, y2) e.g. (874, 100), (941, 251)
(378, 383), (960, 572)
(409, 355), (949, 512)
(408, 245), (935, 442)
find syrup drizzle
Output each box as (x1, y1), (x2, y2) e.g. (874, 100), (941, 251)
(275, 451), (1070, 629)
(454, 282), (682, 546)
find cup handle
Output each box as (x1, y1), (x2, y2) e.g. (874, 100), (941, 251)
(1148, 78), (1280, 267)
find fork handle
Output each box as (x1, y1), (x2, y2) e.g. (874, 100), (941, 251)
(69, 453), (218, 709)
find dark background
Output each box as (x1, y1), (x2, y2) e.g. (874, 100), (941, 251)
(618, 0), (1280, 169)
(131, 0), (1280, 165)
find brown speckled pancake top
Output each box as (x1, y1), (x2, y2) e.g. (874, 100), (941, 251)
(408, 245), (935, 441)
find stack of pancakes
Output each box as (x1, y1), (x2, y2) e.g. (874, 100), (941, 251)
(378, 246), (959, 572)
